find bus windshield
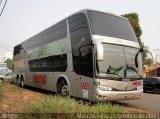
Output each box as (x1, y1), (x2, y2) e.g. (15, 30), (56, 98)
(96, 44), (142, 80)
(88, 11), (138, 42)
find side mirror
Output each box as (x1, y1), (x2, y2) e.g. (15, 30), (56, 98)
(135, 48), (144, 67)
(96, 43), (104, 61)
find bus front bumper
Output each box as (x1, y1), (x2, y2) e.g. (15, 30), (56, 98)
(94, 89), (143, 101)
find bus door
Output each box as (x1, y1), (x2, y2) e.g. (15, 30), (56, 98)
(68, 13), (93, 99)
(78, 45), (93, 100)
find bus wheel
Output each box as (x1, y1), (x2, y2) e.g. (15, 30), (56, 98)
(16, 75), (20, 86)
(61, 85), (69, 96)
(16, 79), (20, 86)
(20, 76), (24, 88)
(57, 78), (69, 96)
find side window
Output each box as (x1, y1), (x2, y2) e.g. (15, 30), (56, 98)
(28, 54), (67, 72)
(14, 45), (22, 55)
(148, 78), (153, 83)
(68, 13), (93, 77)
(23, 20), (67, 50)
(69, 13), (90, 50)
(151, 78), (155, 83)
(143, 79), (147, 83)
(144, 78), (150, 83)
(153, 78), (159, 83)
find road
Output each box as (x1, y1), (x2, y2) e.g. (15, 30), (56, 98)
(118, 93), (160, 113)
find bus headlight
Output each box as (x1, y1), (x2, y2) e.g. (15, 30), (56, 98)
(97, 85), (112, 91)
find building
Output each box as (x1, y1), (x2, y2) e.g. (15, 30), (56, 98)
(142, 49), (160, 78)
(152, 49), (160, 64)
(143, 65), (160, 78)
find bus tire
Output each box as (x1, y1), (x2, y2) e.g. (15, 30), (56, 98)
(20, 76), (24, 88)
(57, 78), (69, 96)
(16, 75), (20, 86)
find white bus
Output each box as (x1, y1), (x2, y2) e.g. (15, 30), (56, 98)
(13, 9), (143, 101)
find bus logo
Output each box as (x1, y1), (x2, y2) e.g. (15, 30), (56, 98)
(80, 82), (91, 90)
(33, 74), (47, 86)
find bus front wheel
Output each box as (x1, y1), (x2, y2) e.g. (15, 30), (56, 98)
(57, 78), (69, 96)
(61, 85), (69, 96)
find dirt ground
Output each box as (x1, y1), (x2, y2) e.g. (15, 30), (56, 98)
(1, 83), (44, 112)
(0, 82), (147, 113)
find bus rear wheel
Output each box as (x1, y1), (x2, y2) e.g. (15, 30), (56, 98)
(20, 76), (24, 88)
(20, 79), (24, 87)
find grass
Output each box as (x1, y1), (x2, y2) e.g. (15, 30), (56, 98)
(27, 95), (123, 113)
(0, 82), (4, 98)
(1, 82), (22, 92)
(0, 82), (25, 113)
(0, 82), (124, 118)
(27, 95), (124, 118)
(9, 83), (22, 91)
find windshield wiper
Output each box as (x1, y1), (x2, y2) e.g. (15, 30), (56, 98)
(126, 65), (142, 79)
(106, 65), (123, 80)
(106, 72), (123, 80)
(97, 71), (123, 80)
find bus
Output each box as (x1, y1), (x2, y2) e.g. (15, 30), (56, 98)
(13, 9), (143, 101)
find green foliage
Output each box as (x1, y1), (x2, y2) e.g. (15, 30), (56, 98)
(122, 13), (142, 47)
(122, 13), (153, 66)
(27, 95), (123, 114)
(143, 48), (154, 66)
(4, 58), (13, 70)
(144, 58), (153, 66)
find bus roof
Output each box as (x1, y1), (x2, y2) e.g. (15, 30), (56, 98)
(15, 9), (128, 47)
(73, 9), (127, 20)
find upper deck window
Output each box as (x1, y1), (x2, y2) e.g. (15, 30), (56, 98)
(88, 11), (138, 42)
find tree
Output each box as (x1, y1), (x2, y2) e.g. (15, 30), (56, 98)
(4, 58), (13, 70)
(144, 58), (153, 66)
(122, 13), (143, 48)
(122, 13), (153, 66)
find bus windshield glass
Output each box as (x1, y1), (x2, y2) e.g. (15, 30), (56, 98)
(96, 44), (142, 80)
(88, 11), (138, 42)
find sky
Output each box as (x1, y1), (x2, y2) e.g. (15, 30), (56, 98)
(0, 0), (160, 56)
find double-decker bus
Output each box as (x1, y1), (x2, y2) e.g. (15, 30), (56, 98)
(13, 9), (143, 101)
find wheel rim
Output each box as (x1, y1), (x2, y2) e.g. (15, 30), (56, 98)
(61, 85), (69, 96)
(21, 80), (24, 87)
